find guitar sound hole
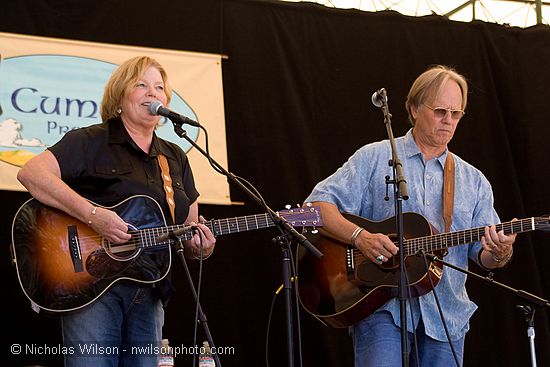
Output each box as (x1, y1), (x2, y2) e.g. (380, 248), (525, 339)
(102, 223), (141, 261)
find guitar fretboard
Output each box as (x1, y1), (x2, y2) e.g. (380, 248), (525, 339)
(404, 217), (546, 255)
(176, 213), (280, 240)
(132, 208), (321, 248)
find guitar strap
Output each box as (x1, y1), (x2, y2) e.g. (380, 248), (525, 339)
(443, 152), (455, 232)
(157, 154), (176, 223)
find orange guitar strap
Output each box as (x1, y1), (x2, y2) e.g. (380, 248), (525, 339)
(157, 154), (176, 223)
(443, 152), (455, 232)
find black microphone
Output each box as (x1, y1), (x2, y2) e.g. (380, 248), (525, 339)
(157, 224), (197, 242)
(149, 101), (201, 127)
(371, 88), (387, 107)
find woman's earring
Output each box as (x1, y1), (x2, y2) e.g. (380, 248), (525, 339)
(116, 107), (122, 115)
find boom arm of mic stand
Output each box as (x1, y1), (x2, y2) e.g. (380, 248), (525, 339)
(271, 214), (322, 257)
(172, 123), (321, 367)
(421, 252), (550, 308)
(171, 124), (323, 259)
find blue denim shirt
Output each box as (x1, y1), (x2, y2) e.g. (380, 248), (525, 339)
(305, 129), (500, 341)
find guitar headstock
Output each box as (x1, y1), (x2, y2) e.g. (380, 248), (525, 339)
(535, 215), (550, 232)
(277, 203), (323, 228)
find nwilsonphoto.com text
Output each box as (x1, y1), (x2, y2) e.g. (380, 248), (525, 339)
(11, 343), (235, 357)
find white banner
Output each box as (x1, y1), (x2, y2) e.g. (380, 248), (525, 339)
(0, 32), (231, 205)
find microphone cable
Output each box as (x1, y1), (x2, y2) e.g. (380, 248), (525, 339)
(265, 281), (278, 367)
(402, 260), (421, 367)
(265, 235), (304, 367)
(417, 249), (461, 367)
(191, 228), (206, 367)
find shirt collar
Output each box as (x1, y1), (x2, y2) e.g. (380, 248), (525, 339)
(107, 117), (127, 145)
(106, 117), (175, 159)
(403, 128), (449, 168)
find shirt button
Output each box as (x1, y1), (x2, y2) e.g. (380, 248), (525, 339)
(426, 201), (431, 206)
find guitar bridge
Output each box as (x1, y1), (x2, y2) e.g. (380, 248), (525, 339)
(67, 225), (84, 273)
(346, 246), (356, 280)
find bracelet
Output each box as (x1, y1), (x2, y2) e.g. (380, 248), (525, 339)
(192, 248), (213, 260)
(350, 226), (365, 247)
(87, 205), (98, 226)
(491, 248), (513, 265)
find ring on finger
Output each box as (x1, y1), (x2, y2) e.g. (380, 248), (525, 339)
(376, 255), (384, 262)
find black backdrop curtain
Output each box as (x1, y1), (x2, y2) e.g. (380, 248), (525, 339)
(2, 0), (550, 366)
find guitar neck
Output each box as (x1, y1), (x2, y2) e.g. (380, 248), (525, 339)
(133, 215), (277, 247)
(405, 217), (542, 255)
(169, 213), (279, 241)
(129, 205), (321, 249)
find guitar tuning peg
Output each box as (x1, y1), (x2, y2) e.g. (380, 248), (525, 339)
(305, 202), (312, 207)
(311, 228), (319, 234)
(285, 204), (291, 210)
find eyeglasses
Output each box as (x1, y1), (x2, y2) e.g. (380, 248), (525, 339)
(423, 104), (465, 120)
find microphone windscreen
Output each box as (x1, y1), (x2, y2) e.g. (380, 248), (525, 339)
(149, 101), (163, 115)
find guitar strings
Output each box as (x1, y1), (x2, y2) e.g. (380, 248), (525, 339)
(351, 217), (548, 262)
(404, 218), (537, 255)
(73, 210), (316, 253)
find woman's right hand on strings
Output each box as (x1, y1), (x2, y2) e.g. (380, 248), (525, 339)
(88, 206), (131, 244)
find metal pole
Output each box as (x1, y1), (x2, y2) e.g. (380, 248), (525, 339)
(536, 0), (543, 24)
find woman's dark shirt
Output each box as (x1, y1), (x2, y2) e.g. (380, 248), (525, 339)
(48, 117), (199, 304)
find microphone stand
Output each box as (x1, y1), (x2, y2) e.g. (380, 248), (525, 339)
(169, 231), (222, 367)
(518, 305), (538, 367)
(422, 252), (549, 367)
(374, 88), (410, 367)
(169, 121), (323, 367)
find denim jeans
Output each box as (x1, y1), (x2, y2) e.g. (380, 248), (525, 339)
(61, 282), (164, 367)
(352, 311), (464, 367)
